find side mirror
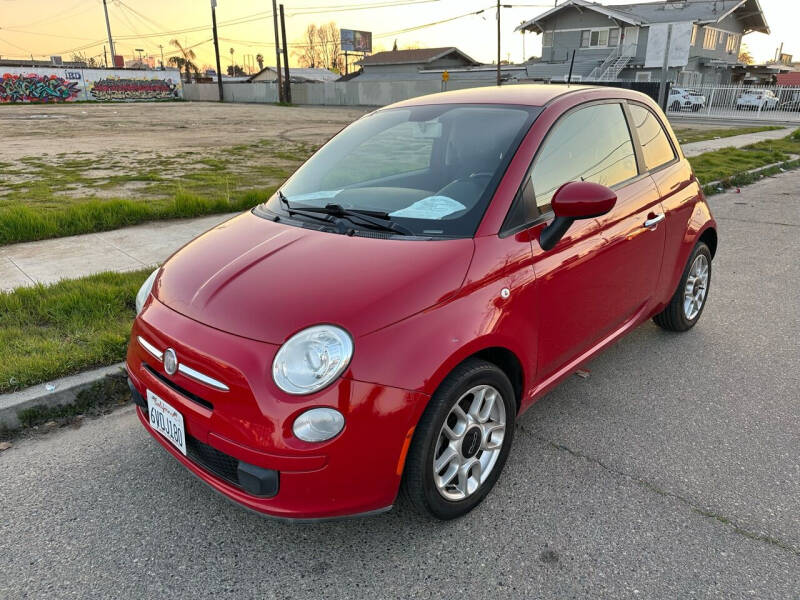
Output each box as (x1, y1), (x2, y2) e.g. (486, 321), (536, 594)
(539, 181), (617, 251)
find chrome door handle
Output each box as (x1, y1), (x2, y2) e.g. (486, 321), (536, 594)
(644, 214), (665, 228)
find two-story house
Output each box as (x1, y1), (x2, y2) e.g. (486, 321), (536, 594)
(517, 0), (769, 86)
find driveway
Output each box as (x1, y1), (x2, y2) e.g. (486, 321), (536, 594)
(1, 171), (798, 599)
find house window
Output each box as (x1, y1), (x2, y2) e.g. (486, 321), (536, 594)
(726, 33), (740, 54)
(703, 27), (719, 50)
(635, 71), (651, 82)
(690, 24), (698, 45)
(542, 31), (554, 47)
(580, 28), (614, 48)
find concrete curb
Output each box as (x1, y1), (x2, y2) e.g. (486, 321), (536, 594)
(0, 363), (126, 429)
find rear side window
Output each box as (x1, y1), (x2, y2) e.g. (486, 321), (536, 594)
(629, 104), (676, 171)
(530, 102), (638, 214)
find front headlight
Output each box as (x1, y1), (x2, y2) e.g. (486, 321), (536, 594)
(272, 325), (353, 395)
(135, 268), (160, 315)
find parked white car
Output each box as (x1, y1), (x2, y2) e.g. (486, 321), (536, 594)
(667, 88), (693, 112)
(674, 88), (706, 111)
(736, 89), (779, 110)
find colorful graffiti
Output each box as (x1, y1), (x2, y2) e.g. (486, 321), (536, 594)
(0, 73), (80, 103)
(89, 77), (179, 101)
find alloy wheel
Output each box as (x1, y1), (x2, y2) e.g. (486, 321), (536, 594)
(683, 253), (709, 320)
(432, 385), (506, 501)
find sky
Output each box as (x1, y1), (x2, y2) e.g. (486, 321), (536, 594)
(0, 0), (795, 71)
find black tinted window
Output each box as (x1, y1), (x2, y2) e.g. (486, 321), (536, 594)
(531, 103), (638, 213)
(629, 104), (676, 170)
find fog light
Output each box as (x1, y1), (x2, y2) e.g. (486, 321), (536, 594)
(293, 408), (344, 442)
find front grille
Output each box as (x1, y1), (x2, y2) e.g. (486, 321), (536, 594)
(143, 363), (214, 411)
(186, 434), (240, 487)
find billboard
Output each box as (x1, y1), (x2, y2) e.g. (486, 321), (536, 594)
(341, 29), (372, 53)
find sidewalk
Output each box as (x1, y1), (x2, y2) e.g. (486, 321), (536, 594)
(0, 213), (237, 292)
(680, 127), (790, 157)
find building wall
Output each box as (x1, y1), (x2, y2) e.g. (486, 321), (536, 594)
(0, 67), (183, 102)
(689, 14), (744, 63)
(539, 6), (625, 62)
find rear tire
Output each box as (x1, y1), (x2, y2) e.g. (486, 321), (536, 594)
(402, 359), (515, 520)
(654, 241), (712, 332)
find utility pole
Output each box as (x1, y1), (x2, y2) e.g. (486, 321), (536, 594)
(159, 44), (165, 69)
(272, 0), (284, 103)
(496, 0), (501, 86)
(102, 0), (116, 67)
(657, 23), (673, 110)
(211, 0), (224, 102)
(279, 4), (291, 104)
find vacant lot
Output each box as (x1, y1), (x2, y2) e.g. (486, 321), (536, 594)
(0, 102), (369, 244)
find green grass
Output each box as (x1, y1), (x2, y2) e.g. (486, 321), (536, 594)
(688, 128), (800, 186)
(0, 270), (150, 393)
(0, 138), (315, 245)
(674, 125), (784, 145)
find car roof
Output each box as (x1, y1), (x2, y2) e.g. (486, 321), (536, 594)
(387, 84), (601, 109)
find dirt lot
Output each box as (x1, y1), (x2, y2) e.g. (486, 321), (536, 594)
(0, 102), (369, 162)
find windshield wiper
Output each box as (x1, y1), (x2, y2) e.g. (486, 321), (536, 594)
(293, 203), (414, 236)
(276, 190), (339, 227)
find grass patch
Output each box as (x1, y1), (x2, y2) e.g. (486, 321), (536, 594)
(0, 137), (313, 245)
(674, 125), (784, 145)
(689, 128), (800, 186)
(0, 270), (150, 393)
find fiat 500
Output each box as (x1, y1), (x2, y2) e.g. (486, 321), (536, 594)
(127, 85), (717, 520)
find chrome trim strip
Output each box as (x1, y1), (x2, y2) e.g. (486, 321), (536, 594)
(178, 363), (230, 392)
(137, 336), (163, 361)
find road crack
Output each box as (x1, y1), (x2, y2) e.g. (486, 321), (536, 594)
(516, 423), (800, 557)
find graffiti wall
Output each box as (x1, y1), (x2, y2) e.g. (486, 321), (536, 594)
(0, 67), (183, 103)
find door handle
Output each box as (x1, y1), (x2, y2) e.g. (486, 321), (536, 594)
(644, 214), (665, 228)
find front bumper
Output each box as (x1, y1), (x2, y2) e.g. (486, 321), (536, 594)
(127, 297), (428, 520)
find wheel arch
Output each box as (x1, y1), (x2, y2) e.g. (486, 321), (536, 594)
(699, 226), (717, 258)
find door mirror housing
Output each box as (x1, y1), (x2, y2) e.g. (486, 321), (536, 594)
(539, 181), (617, 251)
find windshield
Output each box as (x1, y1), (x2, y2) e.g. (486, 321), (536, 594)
(259, 104), (540, 238)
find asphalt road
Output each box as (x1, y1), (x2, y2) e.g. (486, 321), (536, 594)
(2, 171), (799, 599)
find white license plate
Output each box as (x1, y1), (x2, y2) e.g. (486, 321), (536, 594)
(146, 390), (186, 455)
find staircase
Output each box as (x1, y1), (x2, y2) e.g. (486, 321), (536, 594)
(587, 47), (634, 82)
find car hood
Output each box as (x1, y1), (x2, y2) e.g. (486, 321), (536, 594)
(154, 211), (474, 343)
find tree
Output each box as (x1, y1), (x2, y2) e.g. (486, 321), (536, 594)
(226, 64), (247, 77)
(294, 24), (319, 68)
(256, 53), (264, 71)
(70, 52), (99, 68)
(169, 39), (199, 82)
(739, 44), (754, 65)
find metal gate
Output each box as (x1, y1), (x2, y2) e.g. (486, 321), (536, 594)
(665, 84), (800, 122)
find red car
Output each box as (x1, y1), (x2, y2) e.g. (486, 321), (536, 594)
(127, 85), (716, 520)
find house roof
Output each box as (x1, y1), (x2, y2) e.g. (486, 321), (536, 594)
(247, 66), (339, 83)
(355, 47), (480, 67)
(517, 0), (769, 34)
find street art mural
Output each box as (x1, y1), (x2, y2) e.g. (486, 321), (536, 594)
(89, 77), (179, 101)
(0, 73), (80, 103)
(0, 67), (182, 103)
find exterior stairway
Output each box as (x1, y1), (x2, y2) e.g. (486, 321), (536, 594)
(587, 47), (634, 82)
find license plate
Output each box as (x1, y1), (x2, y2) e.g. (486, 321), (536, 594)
(146, 390), (186, 455)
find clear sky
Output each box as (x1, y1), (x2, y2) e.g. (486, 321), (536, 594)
(0, 0), (794, 70)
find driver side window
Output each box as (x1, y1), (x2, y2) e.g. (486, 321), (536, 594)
(506, 102), (638, 229)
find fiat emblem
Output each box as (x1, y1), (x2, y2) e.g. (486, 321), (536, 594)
(163, 348), (178, 375)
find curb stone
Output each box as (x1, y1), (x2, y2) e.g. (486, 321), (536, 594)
(0, 363), (126, 429)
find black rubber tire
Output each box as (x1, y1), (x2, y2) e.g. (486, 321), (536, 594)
(653, 241), (712, 332)
(401, 358), (516, 520)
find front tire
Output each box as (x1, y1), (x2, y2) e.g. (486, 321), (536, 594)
(402, 359), (516, 520)
(654, 241), (712, 332)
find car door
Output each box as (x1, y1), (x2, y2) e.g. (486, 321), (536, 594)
(505, 101), (642, 380)
(589, 102), (666, 335)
